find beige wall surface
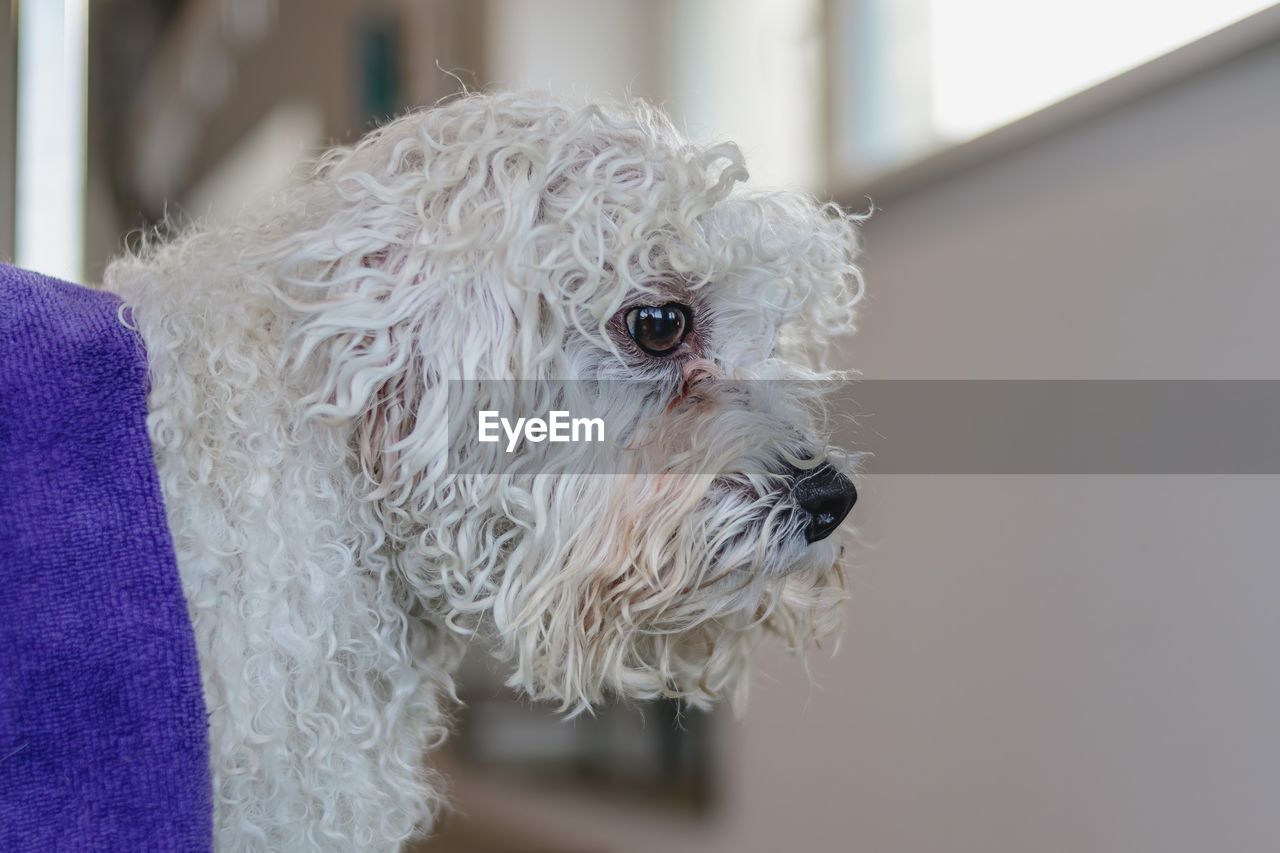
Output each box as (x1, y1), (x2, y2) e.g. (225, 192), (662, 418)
(440, 34), (1280, 853)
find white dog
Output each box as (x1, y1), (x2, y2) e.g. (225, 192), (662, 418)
(105, 91), (863, 851)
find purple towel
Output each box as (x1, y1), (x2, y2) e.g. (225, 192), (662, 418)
(0, 265), (212, 851)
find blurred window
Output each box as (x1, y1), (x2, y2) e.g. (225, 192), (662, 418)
(487, 0), (825, 191)
(16, 0), (88, 281)
(833, 0), (1277, 182)
(668, 0), (825, 191)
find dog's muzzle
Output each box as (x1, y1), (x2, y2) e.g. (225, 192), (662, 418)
(789, 463), (858, 543)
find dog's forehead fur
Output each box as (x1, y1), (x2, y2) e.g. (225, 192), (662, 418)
(104, 91), (864, 851)
(273, 92), (861, 378)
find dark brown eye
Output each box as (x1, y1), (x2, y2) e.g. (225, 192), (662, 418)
(625, 303), (691, 356)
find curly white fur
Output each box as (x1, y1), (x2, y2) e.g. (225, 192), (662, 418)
(104, 92), (863, 851)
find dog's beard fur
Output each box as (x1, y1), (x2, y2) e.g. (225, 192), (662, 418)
(411, 375), (852, 714)
(105, 92), (863, 849)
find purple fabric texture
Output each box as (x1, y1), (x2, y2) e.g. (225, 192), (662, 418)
(0, 265), (211, 851)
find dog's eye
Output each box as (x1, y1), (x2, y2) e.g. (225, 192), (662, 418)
(625, 303), (691, 356)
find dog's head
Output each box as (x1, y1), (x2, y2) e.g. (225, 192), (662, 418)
(270, 92), (863, 711)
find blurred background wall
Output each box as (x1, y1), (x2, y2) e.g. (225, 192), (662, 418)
(3, 2), (1280, 851)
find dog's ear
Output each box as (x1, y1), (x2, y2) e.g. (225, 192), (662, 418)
(282, 239), (522, 507)
(272, 123), (538, 509)
(278, 243), (444, 505)
(348, 317), (432, 505)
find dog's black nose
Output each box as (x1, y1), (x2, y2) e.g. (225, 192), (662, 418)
(791, 463), (857, 543)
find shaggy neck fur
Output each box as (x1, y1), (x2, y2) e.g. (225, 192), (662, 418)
(109, 252), (460, 848)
